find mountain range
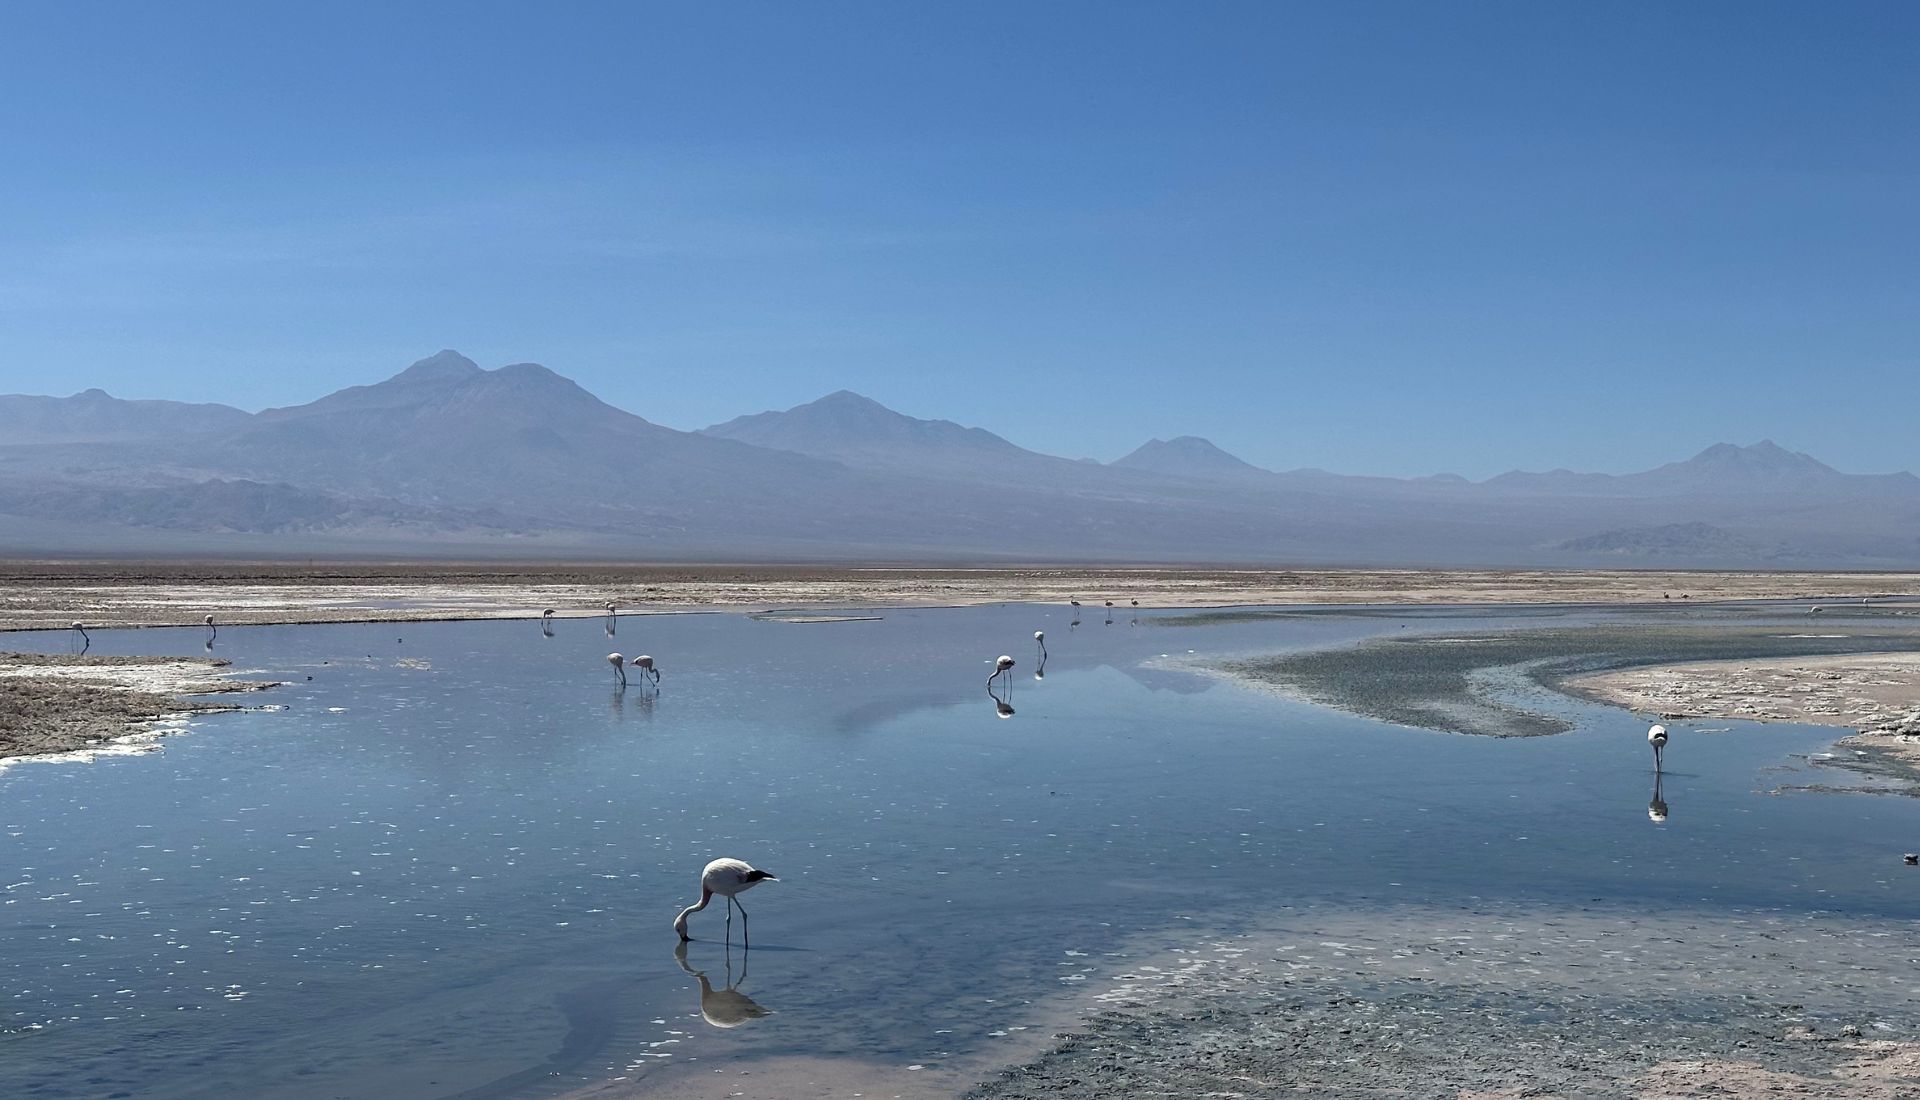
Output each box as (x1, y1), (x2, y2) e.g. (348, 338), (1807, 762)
(2, 350), (1915, 567)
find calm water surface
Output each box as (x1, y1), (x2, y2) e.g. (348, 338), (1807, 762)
(4, 604), (1919, 1097)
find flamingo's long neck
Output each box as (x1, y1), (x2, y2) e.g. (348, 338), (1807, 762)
(674, 886), (713, 936)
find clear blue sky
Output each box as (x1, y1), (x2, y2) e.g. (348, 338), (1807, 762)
(1, 3), (1912, 478)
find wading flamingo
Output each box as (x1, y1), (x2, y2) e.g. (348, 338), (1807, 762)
(989, 654), (1015, 687)
(1648, 723), (1668, 772)
(71, 621), (89, 651)
(632, 654), (660, 685)
(675, 858), (777, 942)
(1034, 630), (1046, 659)
(608, 652), (627, 687)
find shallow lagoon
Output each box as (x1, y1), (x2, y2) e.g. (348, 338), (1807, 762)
(4, 603), (1920, 1098)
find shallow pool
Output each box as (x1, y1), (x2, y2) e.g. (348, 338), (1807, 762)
(3, 603), (1917, 1098)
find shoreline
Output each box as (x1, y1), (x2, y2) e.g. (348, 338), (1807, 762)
(0, 652), (278, 765)
(3, 563), (1916, 633)
(1565, 652), (1920, 784)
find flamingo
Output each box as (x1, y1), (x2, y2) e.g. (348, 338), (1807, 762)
(541, 608), (555, 625)
(71, 621), (89, 650)
(203, 613), (216, 637)
(675, 858), (777, 942)
(632, 654), (660, 685)
(608, 652), (627, 687)
(989, 654), (1015, 687)
(1648, 723), (1668, 772)
(1034, 630), (1046, 659)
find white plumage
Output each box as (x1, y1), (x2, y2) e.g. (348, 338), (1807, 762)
(675, 857), (778, 941)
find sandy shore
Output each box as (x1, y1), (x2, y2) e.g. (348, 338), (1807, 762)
(2, 561), (1915, 632)
(0, 651), (276, 764)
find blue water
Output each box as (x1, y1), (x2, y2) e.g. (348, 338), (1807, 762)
(3, 604), (1919, 1098)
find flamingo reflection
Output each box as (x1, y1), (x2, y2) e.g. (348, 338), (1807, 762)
(988, 678), (1015, 718)
(674, 941), (772, 1028)
(1648, 772), (1668, 823)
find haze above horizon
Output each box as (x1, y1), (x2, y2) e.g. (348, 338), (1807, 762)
(1, 3), (1913, 480)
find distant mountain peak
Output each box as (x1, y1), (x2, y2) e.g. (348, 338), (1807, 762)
(1688, 439), (1831, 469)
(818, 388), (882, 405)
(1112, 436), (1267, 478)
(393, 350), (482, 384)
(1671, 440), (1839, 480)
(700, 389), (1048, 475)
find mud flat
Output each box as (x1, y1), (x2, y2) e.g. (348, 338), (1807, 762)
(2, 561), (1915, 631)
(0, 652), (275, 763)
(968, 902), (1920, 1099)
